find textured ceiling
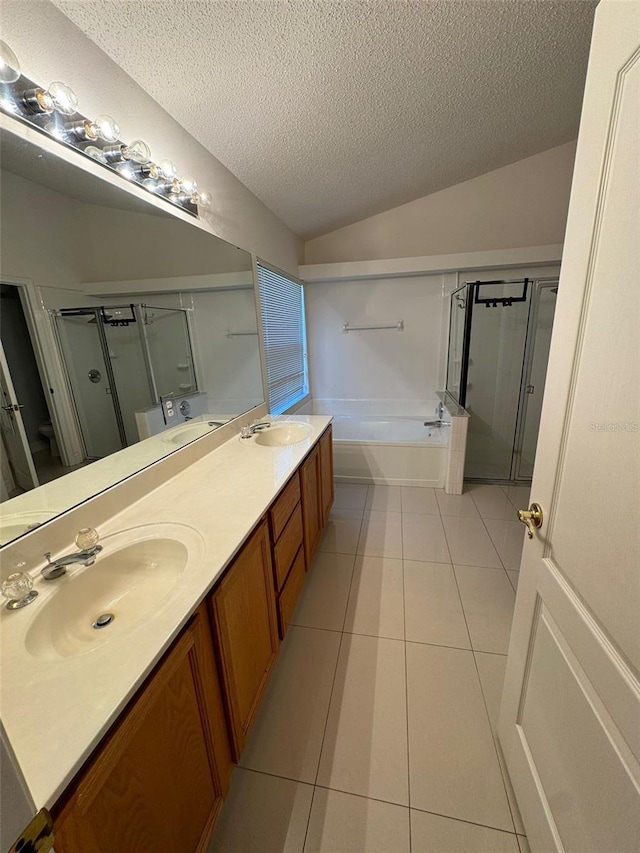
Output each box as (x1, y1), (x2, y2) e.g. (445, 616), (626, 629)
(52, 0), (597, 239)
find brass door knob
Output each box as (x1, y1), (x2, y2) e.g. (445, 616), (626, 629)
(518, 503), (543, 539)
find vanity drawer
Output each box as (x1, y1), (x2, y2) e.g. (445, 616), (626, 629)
(270, 473), (301, 542)
(273, 503), (304, 591)
(277, 547), (306, 638)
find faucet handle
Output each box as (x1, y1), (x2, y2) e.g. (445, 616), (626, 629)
(76, 527), (100, 551)
(1, 571), (38, 610)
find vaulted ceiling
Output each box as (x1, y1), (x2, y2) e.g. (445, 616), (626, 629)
(52, 0), (597, 239)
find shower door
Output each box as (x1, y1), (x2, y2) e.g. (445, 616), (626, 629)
(463, 280), (531, 480)
(55, 311), (125, 459)
(140, 305), (197, 399)
(445, 285), (468, 403)
(513, 282), (558, 480)
(102, 307), (155, 446)
(451, 278), (559, 482)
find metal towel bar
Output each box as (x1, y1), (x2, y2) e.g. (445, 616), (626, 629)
(342, 320), (404, 333)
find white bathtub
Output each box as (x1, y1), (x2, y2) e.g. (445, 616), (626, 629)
(330, 415), (449, 487)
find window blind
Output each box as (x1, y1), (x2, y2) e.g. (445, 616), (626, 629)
(257, 264), (309, 414)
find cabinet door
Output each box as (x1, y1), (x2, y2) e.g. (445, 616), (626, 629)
(210, 520), (279, 758)
(53, 605), (229, 853)
(277, 546), (306, 638)
(300, 446), (322, 565)
(319, 425), (334, 527)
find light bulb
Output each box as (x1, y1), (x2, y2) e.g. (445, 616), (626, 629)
(179, 175), (197, 194)
(158, 158), (177, 180)
(197, 190), (212, 207)
(0, 40), (20, 84)
(20, 87), (54, 113)
(123, 138), (151, 164)
(84, 145), (107, 163)
(48, 81), (78, 116)
(93, 114), (120, 143)
(116, 161), (136, 180)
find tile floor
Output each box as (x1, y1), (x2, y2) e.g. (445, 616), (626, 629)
(209, 483), (530, 852)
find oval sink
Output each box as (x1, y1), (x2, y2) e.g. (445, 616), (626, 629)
(0, 511), (56, 543)
(25, 523), (204, 660)
(254, 423), (313, 447)
(162, 419), (222, 446)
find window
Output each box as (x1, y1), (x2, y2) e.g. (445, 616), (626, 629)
(257, 263), (309, 414)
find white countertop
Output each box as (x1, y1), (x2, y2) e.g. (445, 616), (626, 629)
(0, 414), (331, 810)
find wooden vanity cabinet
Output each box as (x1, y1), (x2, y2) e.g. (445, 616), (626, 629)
(319, 424), (334, 525)
(53, 603), (231, 853)
(301, 425), (334, 564)
(209, 519), (279, 760)
(268, 473), (306, 639)
(300, 445), (322, 564)
(50, 422), (334, 853)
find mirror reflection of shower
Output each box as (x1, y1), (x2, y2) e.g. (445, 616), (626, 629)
(54, 303), (197, 460)
(446, 278), (559, 482)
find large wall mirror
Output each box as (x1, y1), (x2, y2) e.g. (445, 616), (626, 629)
(0, 124), (265, 547)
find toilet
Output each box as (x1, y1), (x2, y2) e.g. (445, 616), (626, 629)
(38, 420), (60, 458)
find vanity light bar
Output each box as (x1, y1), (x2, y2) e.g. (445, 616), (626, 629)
(0, 40), (212, 217)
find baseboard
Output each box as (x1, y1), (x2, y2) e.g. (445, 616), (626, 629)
(335, 474), (444, 488)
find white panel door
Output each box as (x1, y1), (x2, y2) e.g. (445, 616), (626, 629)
(498, 2), (640, 851)
(0, 343), (39, 492)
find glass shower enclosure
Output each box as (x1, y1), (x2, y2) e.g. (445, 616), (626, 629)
(54, 304), (196, 459)
(446, 278), (558, 482)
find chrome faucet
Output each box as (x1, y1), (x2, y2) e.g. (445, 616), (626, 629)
(424, 401), (451, 427)
(41, 527), (102, 580)
(240, 421), (271, 439)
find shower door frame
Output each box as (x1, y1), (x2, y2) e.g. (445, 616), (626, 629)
(447, 277), (559, 484)
(53, 302), (198, 460)
(511, 278), (559, 481)
(445, 283), (473, 407)
(53, 307), (129, 455)
(137, 303), (199, 402)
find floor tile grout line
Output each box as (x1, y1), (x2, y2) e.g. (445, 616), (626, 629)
(239, 483), (525, 847)
(339, 536), (360, 635)
(448, 506), (522, 835)
(468, 643), (522, 836)
(290, 623), (476, 652)
(401, 541), (412, 851)
(234, 764), (317, 790)
(409, 802), (522, 837)
(405, 637), (473, 653)
(233, 765), (522, 838)
(476, 511), (522, 585)
(301, 784), (317, 852)
(312, 627), (346, 789)
(479, 512), (512, 573)
(447, 552), (474, 653)
(482, 517), (525, 578)
(312, 491), (355, 790)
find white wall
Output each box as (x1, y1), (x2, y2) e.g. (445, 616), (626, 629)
(106, 288), (264, 417)
(0, 171), (86, 294)
(304, 142), (576, 264)
(2, 0), (302, 275)
(190, 289), (263, 414)
(305, 274), (454, 413)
